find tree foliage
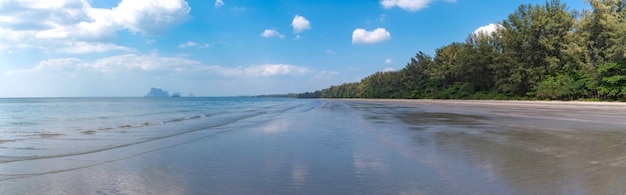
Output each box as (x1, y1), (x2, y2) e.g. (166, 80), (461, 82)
(298, 0), (626, 101)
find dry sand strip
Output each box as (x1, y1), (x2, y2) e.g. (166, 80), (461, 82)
(338, 99), (626, 126)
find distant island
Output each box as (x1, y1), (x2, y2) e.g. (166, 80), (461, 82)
(145, 87), (169, 97)
(144, 87), (192, 97)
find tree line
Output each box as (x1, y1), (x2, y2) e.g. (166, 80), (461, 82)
(296, 0), (626, 100)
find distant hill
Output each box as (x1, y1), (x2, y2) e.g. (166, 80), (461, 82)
(144, 88), (170, 97)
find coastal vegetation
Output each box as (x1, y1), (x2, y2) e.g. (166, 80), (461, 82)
(296, 0), (626, 101)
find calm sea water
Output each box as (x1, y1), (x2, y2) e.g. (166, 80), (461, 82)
(0, 97), (313, 163)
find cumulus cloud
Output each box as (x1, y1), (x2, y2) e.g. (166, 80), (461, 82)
(291, 15), (311, 33)
(352, 28), (391, 44)
(381, 0), (455, 11)
(215, 0), (224, 7)
(474, 23), (502, 35)
(111, 0), (191, 35)
(0, 0), (191, 52)
(260, 29), (285, 39)
(385, 58), (393, 64)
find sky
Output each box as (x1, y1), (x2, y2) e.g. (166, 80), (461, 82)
(0, 0), (590, 97)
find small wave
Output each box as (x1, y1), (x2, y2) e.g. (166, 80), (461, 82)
(80, 113), (212, 135)
(38, 133), (63, 138)
(9, 122), (38, 126)
(164, 114), (211, 124)
(118, 124), (135, 128)
(80, 130), (97, 135)
(169, 118), (186, 122)
(0, 139), (16, 144)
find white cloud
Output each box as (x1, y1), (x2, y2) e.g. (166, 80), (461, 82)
(291, 15), (311, 33)
(260, 29), (285, 39)
(352, 28), (391, 44)
(179, 41), (197, 48)
(385, 58), (393, 64)
(59, 42), (135, 54)
(474, 23), (502, 35)
(7, 54), (204, 74)
(214, 0), (224, 7)
(7, 55), (319, 78)
(381, 0), (455, 11)
(243, 64), (310, 77)
(113, 0), (191, 35)
(0, 0), (191, 53)
(178, 41), (210, 49)
(325, 49), (334, 54)
(381, 0), (431, 11)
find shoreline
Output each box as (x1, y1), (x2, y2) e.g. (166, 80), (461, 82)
(333, 98), (626, 126)
(330, 98), (626, 109)
(329, 98), (626, 105)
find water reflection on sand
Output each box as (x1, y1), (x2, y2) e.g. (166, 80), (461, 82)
(390, 100), (626, 194)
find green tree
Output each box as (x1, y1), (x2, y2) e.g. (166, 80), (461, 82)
(597, 62), (626, 99)
(459, 32), (499, 92)
(532, 74), (581, 100)
(400, 52), (435, 98)
(495, 0), (574, 96)
(358, 71), (403, 98)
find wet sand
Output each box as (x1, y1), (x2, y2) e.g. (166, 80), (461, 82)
(1, 99), (625, 194)
(355, 99), (626, 194)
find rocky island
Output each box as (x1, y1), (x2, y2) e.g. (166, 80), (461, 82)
(144, 88), (192, 97)
(144, 87), (170, 97)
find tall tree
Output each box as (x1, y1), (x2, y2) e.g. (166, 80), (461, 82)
(401, 52), (435, 98)
(496, 0), (574, 96)
(459, 32), (498, 92)
(579, 0), (626, 98)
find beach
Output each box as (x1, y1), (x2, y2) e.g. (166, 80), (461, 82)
(1, 98), (625, 194)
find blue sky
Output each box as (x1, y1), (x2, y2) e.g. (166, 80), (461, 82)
(0, 0), (589, 97)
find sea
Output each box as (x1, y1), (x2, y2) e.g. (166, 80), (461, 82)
(0, 97), (333, 193)
(0, 97), (313, 161)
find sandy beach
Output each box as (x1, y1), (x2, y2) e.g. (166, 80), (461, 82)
(352, 99), (626, 194)
(1, 98), (625, 194)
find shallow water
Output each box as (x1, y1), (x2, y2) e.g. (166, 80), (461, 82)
(1, 98), (625, 194)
